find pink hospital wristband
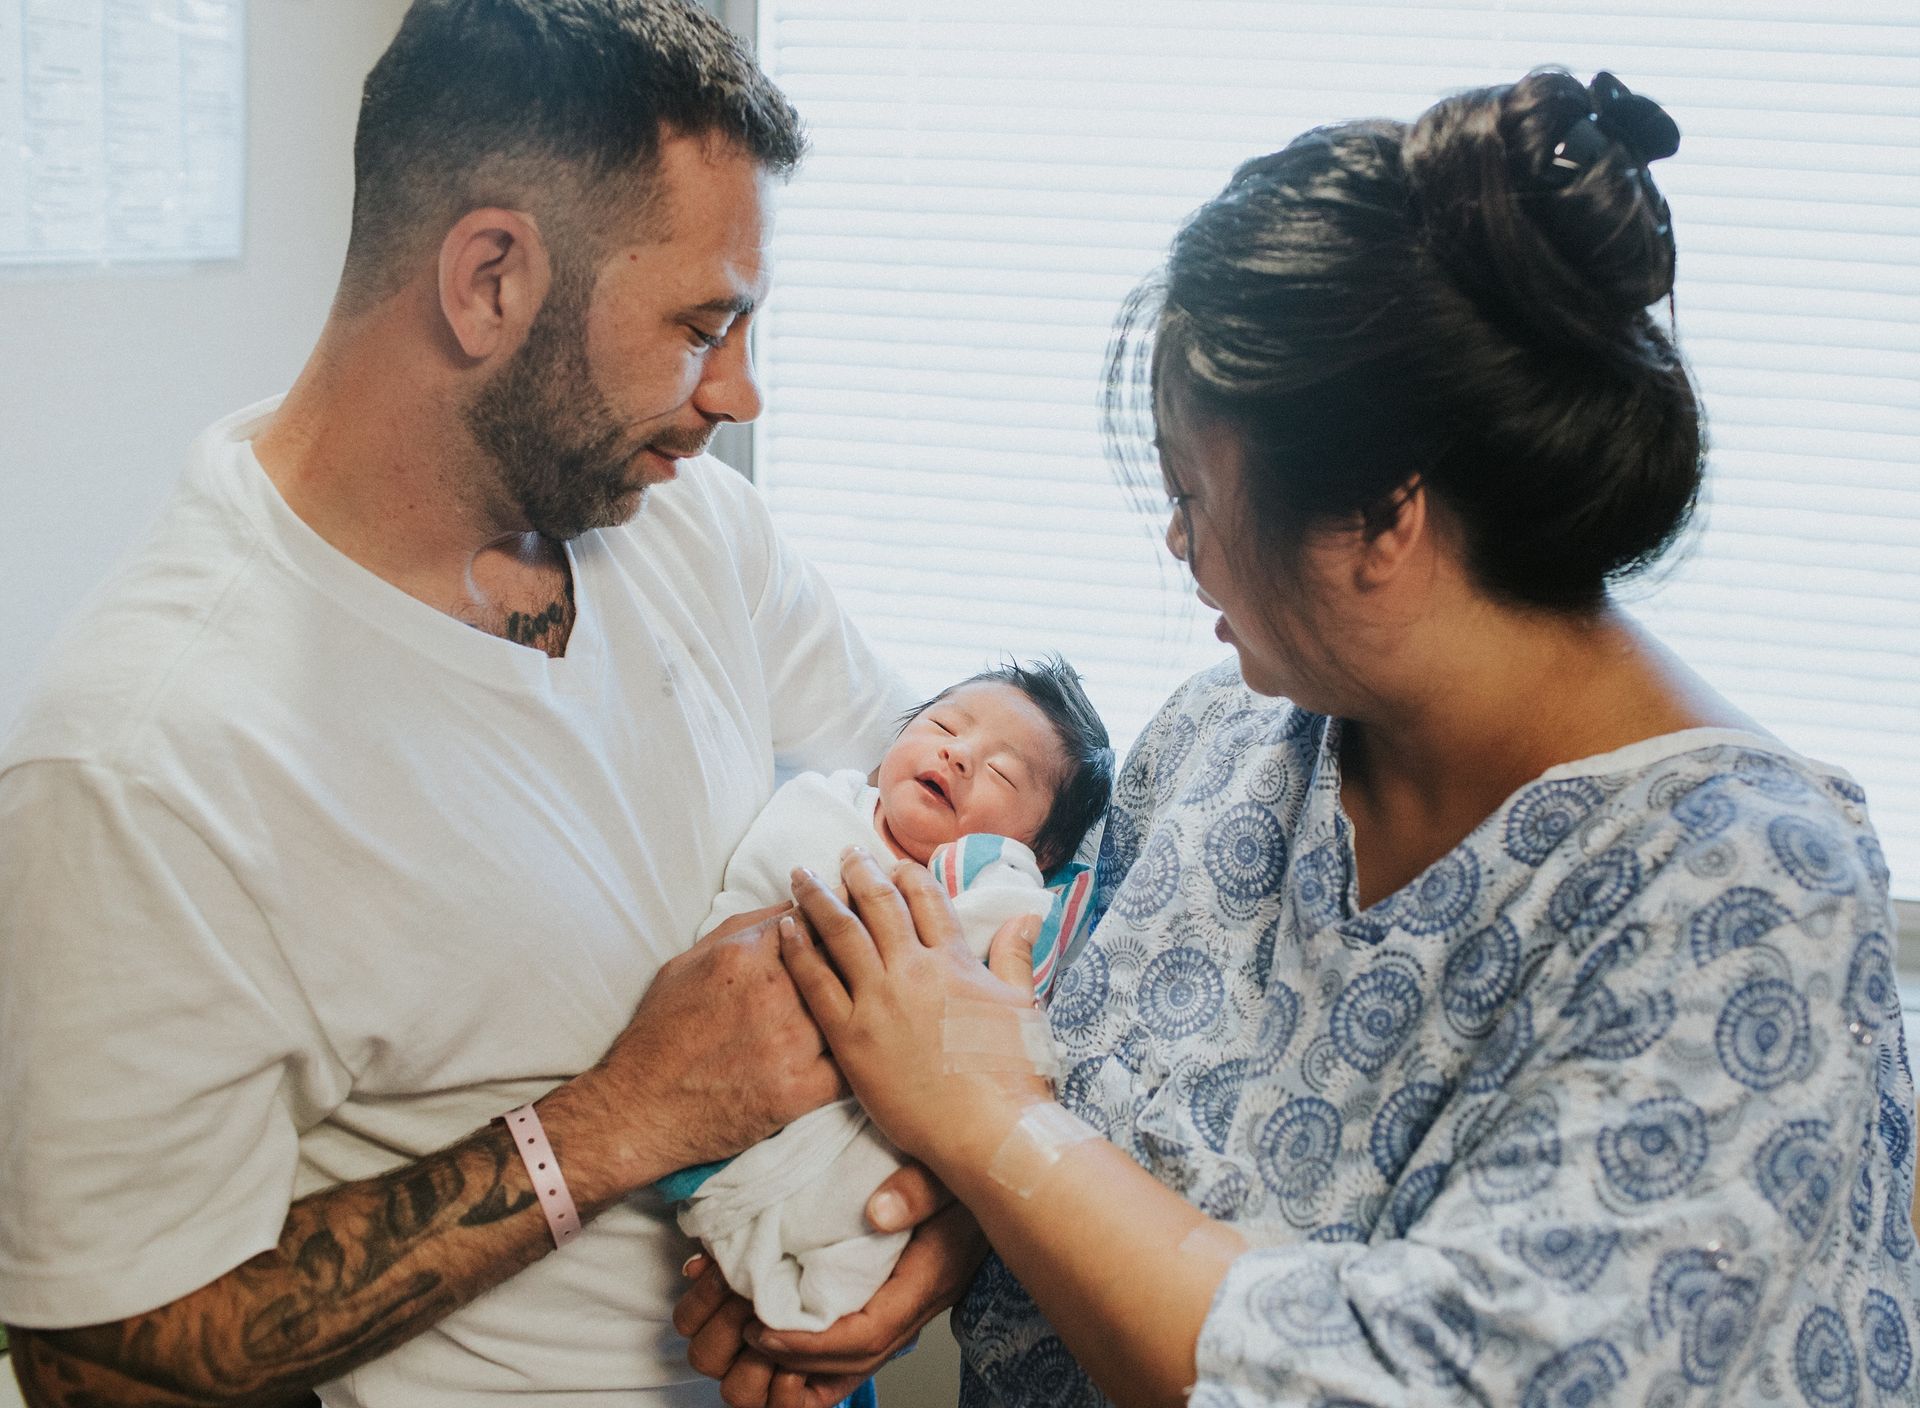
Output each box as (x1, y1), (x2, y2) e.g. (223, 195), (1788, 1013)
(502, 1104), (582, 1249)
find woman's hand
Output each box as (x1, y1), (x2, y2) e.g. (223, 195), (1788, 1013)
(781, 848), (1051, 1167)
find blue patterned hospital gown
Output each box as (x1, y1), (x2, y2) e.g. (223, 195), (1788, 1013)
(956, 662), (1918, 1408)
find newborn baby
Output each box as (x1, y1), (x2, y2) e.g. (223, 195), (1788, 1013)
(661, 656), (1112, 1331)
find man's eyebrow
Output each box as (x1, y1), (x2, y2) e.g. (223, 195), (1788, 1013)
(682, 294), (758, 318)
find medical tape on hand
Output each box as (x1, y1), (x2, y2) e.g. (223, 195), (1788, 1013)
(985, 1101), (1100, 1198)
(939, 998), (1062, 1081)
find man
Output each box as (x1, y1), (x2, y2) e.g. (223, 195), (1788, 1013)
(0, 3), (975, 1404)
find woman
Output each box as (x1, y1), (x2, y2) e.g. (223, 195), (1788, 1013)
(727, 68), (1914, 1406)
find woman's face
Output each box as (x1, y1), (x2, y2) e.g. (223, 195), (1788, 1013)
(1156, 399), (1350, 704)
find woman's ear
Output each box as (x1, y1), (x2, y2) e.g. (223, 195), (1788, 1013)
(437, 207), (553, 363)
(1352, 477), (1429, 593)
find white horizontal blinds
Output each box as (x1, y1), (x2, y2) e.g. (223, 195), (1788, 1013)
(753, 0), (1920, 896)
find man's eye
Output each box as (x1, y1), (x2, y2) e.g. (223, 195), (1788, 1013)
(687, 325), (727, 351)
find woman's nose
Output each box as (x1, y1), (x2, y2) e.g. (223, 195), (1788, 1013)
(1165, 510), (1188, 564)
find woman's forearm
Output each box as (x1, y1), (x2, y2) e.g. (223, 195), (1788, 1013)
(929, 1103), (1240, 1408)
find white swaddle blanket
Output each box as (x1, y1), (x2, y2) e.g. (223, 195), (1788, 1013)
(677, 768), (1054, 1331)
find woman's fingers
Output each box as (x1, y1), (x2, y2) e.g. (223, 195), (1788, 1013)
(837, 847), (919, 963)
(778, 915), (853, 1029)
(985, 914), (1043, 1001)
(892, 862), (971, 955)
(789, 865), (886, 989)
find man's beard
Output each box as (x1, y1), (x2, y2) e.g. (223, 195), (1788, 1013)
(463, 269), (707, 541)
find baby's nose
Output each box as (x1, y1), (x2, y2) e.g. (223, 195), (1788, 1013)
(941, 741), (971, 774)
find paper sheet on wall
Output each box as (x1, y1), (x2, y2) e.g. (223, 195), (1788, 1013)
(0, 0), (243, 266)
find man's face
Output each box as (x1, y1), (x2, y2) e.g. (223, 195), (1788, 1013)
(466, 133), (774, 539)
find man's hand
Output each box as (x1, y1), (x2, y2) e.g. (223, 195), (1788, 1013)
(554, 906), (849, 1196)
(674, 1183), (986, 1408)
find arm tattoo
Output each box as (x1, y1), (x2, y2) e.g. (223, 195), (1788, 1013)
(8, 1125), (544, 1408)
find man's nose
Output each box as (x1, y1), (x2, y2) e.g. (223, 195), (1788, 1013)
(692, 330), (764, 425)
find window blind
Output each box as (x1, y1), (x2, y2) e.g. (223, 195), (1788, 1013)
(750, 0), (1920, 898)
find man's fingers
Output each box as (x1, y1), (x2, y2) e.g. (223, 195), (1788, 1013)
(778, 915), (854, 1029)
(685, 1289), (758, 1381)
(790, 866), (886, 989)
(671, 1257), (733, 1339)
(720, 1348), (776, 1408)
(893, 862), (971, 955)
(866, 1159), (953, 1233)
(838, 847), (917, 962)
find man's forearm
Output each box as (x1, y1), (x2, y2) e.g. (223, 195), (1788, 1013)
(10, 1115), (561, 1408)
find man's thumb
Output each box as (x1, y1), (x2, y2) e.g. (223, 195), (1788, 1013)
(986, 914), (1042, 1001)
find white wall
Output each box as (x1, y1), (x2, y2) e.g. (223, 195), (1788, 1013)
(0, 0), (412, 732)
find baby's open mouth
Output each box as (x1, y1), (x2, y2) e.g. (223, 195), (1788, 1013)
(917, 775), (950, 805)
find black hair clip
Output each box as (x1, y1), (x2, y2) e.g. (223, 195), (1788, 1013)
(1540, 71), (1681, 189)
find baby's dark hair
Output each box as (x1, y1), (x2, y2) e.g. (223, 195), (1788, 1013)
(907, 654), (1113, 873)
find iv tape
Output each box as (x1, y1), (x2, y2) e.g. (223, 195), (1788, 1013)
(985, 1101), (1101, 1198)
(940, 998), (1063, 1081)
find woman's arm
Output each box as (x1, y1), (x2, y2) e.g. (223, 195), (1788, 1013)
(782, 853), (1243, 1408)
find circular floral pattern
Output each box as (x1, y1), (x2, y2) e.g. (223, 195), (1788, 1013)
(1503, 778), (1607, 865)
(1794, 1306), (1859, 1407)
(1250, 1262), (1362, 1347)
(1597, 1096), (1709, 1203)
(1671, 779), (1738, 838)
(1858, 834), (1890, 890)
(1501, 1225), (1619, 1291)
(1569, 984), (1676, 1063)
(1093, 805), (1140, 894)
(1291, 841), (1347, 930)
(1863, 1289), (1912, 1393)
(1732, 748), (1814, 799)
(1187, 1058), (1245, 1154)
(1048, 944), (1109, 1034)
(1758, 1114), (1843, 1237)
(1395, 853), (1482, 936)
(1254, 1097), (1343, 1202)
(1247, 757), (1292, 806)
(1329, 965), (1424, 1075)
(1137, 946), (1225, 1040)
(1769, 815), (1856, 895)
(1202, 802), (1287, 907)
(1151, 714), (1197, 794)
(1442, 918), (1520, 1036)
(1376, 1290), (1482, 1386)
(1521, 1339), (1627, 1408)
(1714, 977), (1813, 1091)
(1547, 847), (1643, 935)
(1384, 1162), (1449, 1237)
(1845, 930), (1898, 1033)
(1468, 1094), (1561, 1206)
(1682, 1275), (1759, 1386)
(1464, 997), (1533, 1095)
(1369, 1081), (1449, 1178)
(1880, 1091), (1912, 1172)
(1109, 829), (1181, 921)
(1248, 982), (1302, 1077)
(1012, 1337), (1099, 1408)
(1686, 886), (1794, 967)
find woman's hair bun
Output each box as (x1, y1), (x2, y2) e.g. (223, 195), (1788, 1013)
(1404, 68), (1681, 361)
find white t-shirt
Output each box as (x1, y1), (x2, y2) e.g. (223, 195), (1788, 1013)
(0, 399), (909, 1405)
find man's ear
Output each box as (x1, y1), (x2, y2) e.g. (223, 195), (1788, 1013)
(1352, 476), (1429, 593)
(437, 208), (552, 363)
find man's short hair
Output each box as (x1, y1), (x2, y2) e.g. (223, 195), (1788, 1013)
(340, 0), (805, 311)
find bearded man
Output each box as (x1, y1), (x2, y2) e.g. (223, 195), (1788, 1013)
(0, 4), (977, 1404)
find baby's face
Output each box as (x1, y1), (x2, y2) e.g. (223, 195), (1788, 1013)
(875, 682), (1066, 867)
